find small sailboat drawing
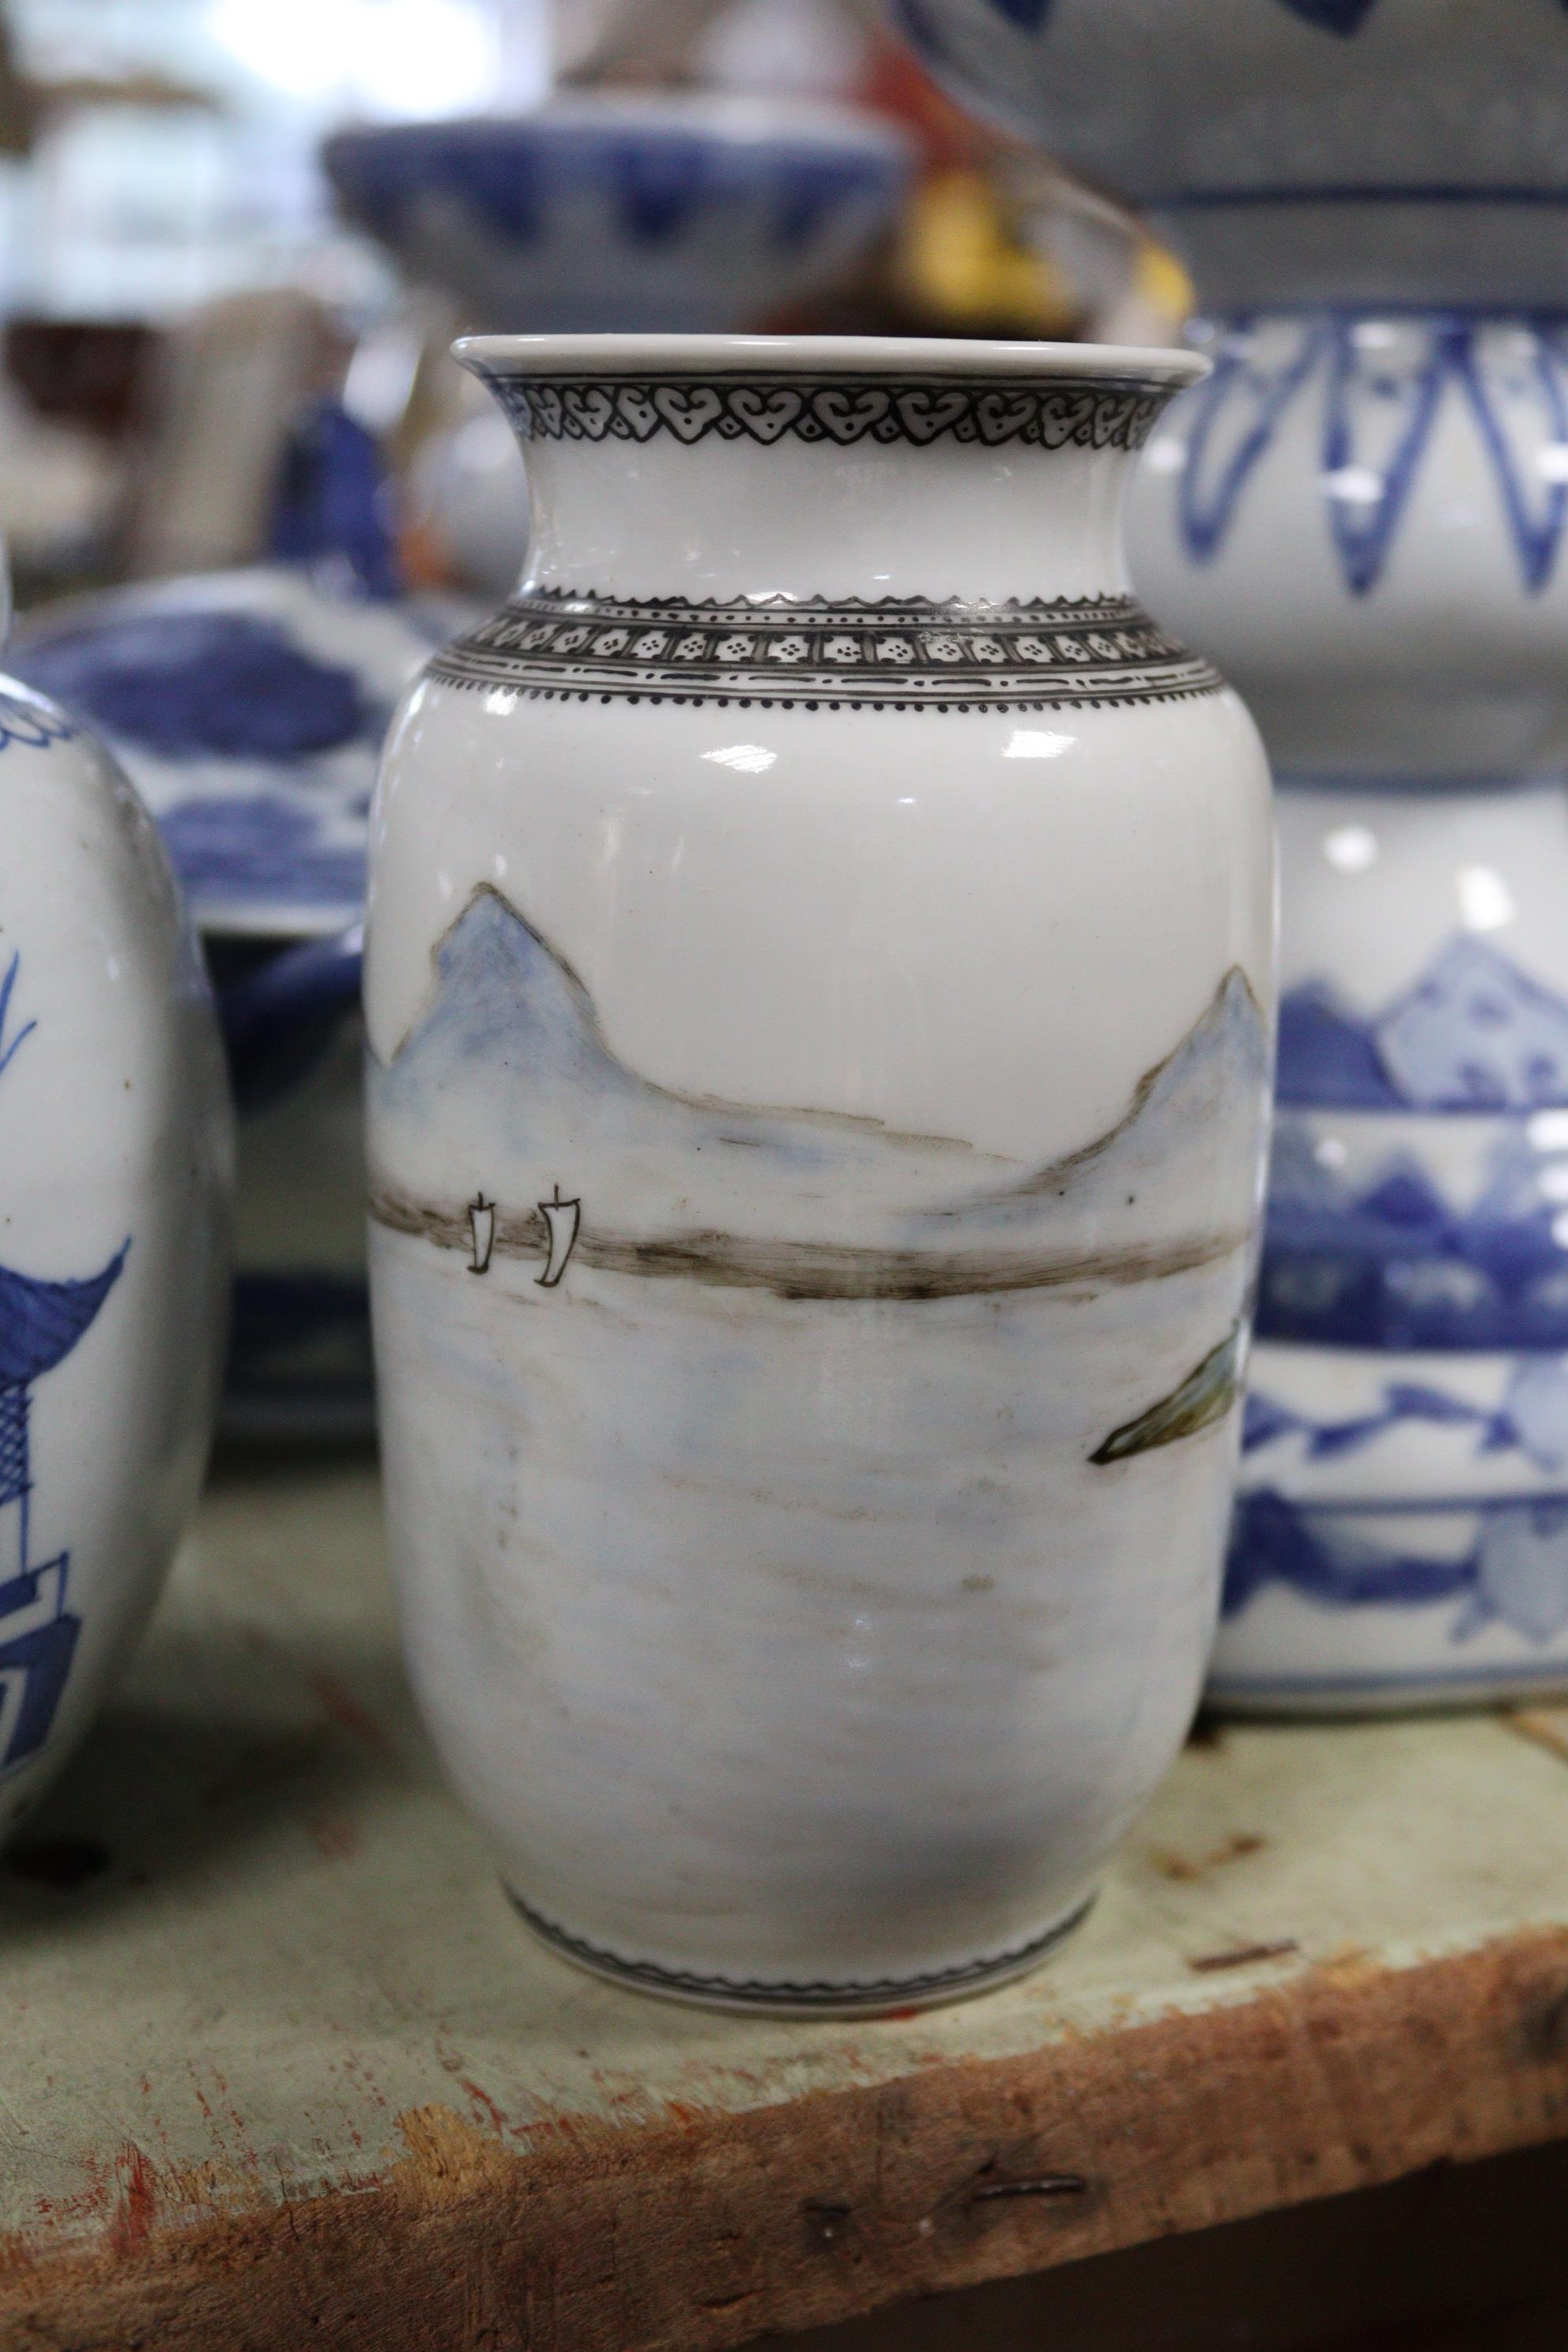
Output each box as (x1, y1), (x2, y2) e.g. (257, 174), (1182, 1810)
(467, 1193), (496, 1276)
(537, 1185), (582, 1289)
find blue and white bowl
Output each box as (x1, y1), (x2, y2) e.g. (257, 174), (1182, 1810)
(13, 565), (478, 1442)
(322, 92), (917, 334)
(13, 566), (473, 940)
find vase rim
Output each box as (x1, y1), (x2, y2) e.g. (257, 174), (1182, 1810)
(453, 332), (1208, 391)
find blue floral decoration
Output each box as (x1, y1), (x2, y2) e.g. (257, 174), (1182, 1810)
(158, 795), (365, 910)
(0, 690), (77, 752)
(13, 611), (381, 765)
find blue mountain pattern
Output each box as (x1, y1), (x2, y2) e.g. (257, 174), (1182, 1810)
(1278, 936), (1568, 1112)
(1242, 1355), (1568, 1468)
(1226, 1488), (1568, 1644)
(1260, 1117), (1568, 1348)
(1265, 940), (1568, 1343)
(1174, 314), (1568, 594)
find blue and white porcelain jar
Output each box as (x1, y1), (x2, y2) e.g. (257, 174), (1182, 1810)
(900, 0), (1568, 1707)
(0, 605), (231, 1820)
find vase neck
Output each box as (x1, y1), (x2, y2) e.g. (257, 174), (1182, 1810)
(467, 353), (1193, 605)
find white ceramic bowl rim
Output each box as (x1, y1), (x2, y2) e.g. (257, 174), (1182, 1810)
(454, 332), (1210, 390)
(356, 92), (918, 156)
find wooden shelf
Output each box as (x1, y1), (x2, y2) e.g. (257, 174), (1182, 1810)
(3, 1461), (1568, 2352)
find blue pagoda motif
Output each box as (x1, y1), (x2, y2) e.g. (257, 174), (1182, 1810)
(0, 956), (126, 1776)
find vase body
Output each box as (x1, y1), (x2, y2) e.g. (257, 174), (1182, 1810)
(364, 334), (1273, 2011)
(0, 677), (232, 1824)
(897, 0), (1568, 1709)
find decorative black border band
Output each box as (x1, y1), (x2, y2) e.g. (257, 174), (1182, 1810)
(471, 369), (1170, 453)
(508, 1887), (1096, 2010)
(428, 588), (1222, 712)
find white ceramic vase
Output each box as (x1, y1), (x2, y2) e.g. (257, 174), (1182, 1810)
(365, 334), (1273, 2011)
(898, 0), (1568, 1711)
(0, 662), (232, 1826)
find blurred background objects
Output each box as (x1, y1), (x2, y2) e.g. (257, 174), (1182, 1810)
(0, 0), (1189, 606)
(0, 0), (1191, 1447)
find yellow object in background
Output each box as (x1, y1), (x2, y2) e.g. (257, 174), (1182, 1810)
(899, 168), (1080, 334)
(898, 168), (1080, 334)
(896, 163), (1193, 345)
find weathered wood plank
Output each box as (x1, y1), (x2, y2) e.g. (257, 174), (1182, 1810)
(0, 1464), (1564, 2351)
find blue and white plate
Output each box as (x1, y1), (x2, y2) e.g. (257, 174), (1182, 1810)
(322, 93), (916, 335)
(12, 566), (477, 939)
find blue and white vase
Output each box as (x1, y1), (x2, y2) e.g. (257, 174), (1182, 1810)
(0, 615), (231, 1821)
(899, 0), (1568, 1706)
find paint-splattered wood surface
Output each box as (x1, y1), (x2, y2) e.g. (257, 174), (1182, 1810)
(2, 1462), (1568, 2352)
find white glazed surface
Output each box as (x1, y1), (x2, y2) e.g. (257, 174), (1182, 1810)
(366, 334), (1274, 2005)
(0, 680), (231, 1822)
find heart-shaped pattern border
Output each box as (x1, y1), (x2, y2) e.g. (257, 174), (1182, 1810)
(475, 371), (1169, 455)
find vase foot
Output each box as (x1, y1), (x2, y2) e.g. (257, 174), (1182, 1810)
(502, 1887), (1097, 2017)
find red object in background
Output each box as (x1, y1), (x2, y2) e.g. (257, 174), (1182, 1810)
(5, 318), (159, 441)
(857, 27), (1000, 171)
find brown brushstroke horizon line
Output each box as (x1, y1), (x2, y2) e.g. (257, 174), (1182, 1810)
(368, 1185), (1247, 1302)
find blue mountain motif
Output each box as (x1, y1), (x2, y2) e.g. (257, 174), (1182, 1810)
(1174, 315), (1568, 596)
(1226, 1488), (1568, 1645)
(1260, 1118), (1568, 1349)
(1242, 1354), (1568, 1468)
(0, 955), (126, 1776)
(1277, 936), (1568, 1112)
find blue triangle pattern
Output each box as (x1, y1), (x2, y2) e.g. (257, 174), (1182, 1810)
(1174, 315), (1568, 597)
(1179, 318), (1329, 564)
(1322, 318), (1450, 596)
